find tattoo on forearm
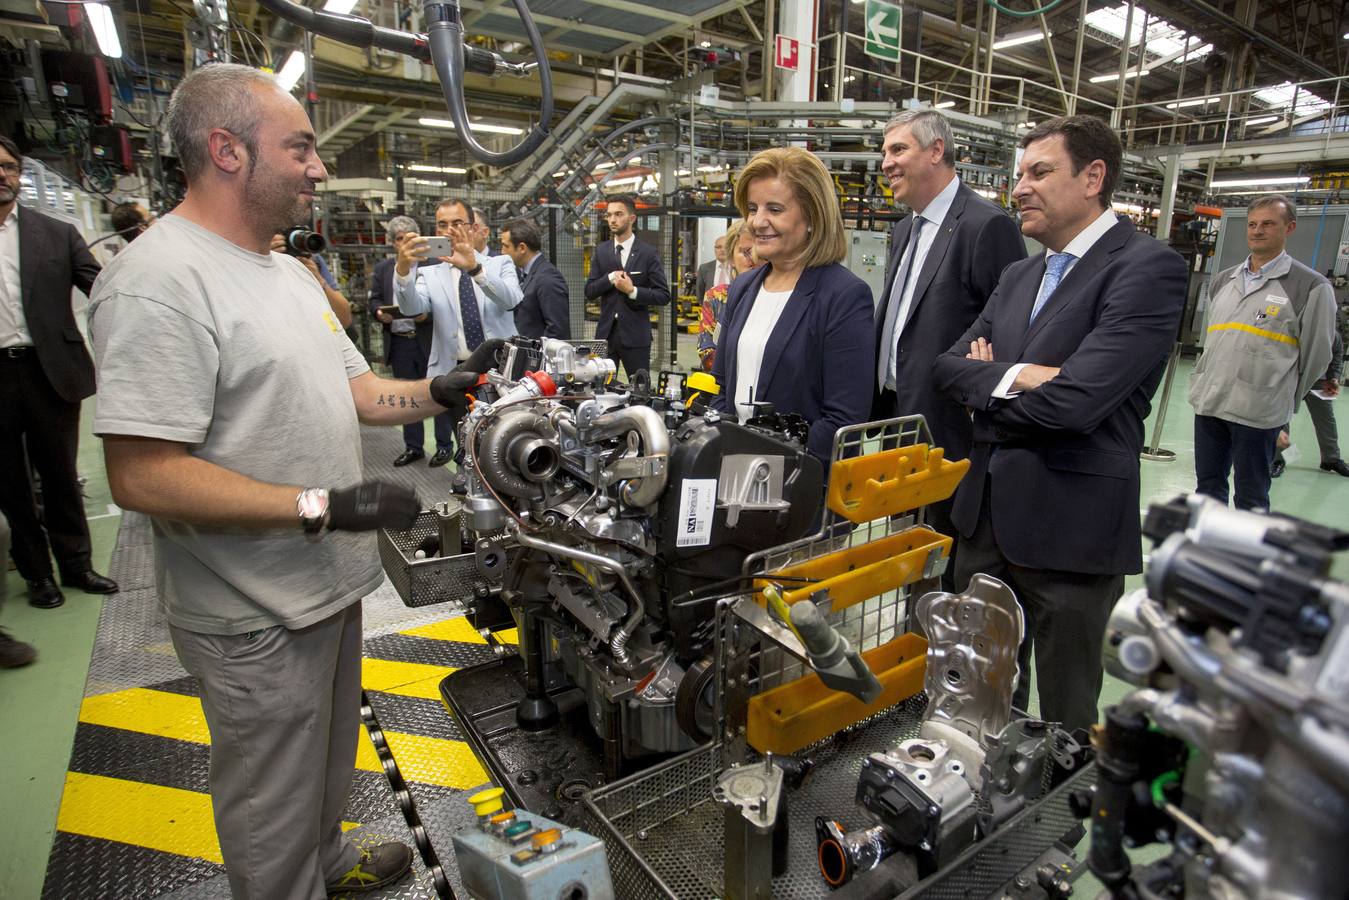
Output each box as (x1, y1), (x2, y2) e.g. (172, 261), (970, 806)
(376, 394), (420, 409)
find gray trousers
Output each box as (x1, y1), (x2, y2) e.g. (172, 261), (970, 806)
(1303, 392), (1341, 464)
(170, 603), (364, 900)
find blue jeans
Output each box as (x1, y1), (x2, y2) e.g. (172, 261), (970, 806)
(1194, 414), (1281, 510)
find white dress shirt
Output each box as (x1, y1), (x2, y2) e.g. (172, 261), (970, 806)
(1241, 251), (1288, 295)
(882, 174), (961, 389)
(734, 286), (794, 418)
(607, 234), (640, 301)
(993, 208), (1121, 398)
(0, 205), (31, 348)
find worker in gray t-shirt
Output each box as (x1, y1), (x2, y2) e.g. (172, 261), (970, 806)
(87, 64), (478, 899)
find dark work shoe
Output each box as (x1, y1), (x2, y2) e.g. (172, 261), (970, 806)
(393, 448), (425, 467)
(27, 578), (65, 609)
(0, 629), (37, 667)
(61, 570), (119, 594)
(1321, 459), (1349, 477)
(429, 448), (454, 468)
(326, 842), (413, 895)
(1270, 458), (1286, 478)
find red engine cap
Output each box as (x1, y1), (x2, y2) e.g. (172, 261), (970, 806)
(525, 370), (557, 396)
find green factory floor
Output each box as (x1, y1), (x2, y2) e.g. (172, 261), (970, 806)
(3, 349), (1349, 898)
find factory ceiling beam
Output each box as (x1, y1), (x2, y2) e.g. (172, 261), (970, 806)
(462, 0), (505, 29)
(1174, 0), (1337, 82)
(316, 103), (373, 148)
(611, 0), (755, 56)
(457, 0), (650, 47)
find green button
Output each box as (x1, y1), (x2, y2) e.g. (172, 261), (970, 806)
(505, 821), (532, 837)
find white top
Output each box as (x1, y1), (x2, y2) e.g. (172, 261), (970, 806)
(734, 286), (794, 419)
(882, 174), (961, 389)
(994, 208), (1121, 398)
(0, 205), (30, 347)
(1242, 251), (1288, 295)
(607, 234), (640, 300)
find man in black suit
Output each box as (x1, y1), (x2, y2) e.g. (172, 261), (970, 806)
(0, 135), (118, 609)
(695, 233), (731, 303)
(583, 195), (671, 377)
(501, 218), (570, 339)
(370, 215), (440, 466)
(932, 116), (1187, 731)
(872, 109), (1025, 583)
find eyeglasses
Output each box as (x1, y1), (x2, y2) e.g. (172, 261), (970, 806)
(0, 163), (21, 176)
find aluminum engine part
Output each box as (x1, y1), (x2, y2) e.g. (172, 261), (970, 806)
(976, 718), (1055, 833)
(856, 738), (978, 874)
(717, 454), (790, 527)
(914, 572), (1025, 785)
(715, 756), (786, 900)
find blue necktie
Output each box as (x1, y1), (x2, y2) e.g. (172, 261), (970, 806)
(1030, 252), (1076, 323)
(457, 267), (486, 350)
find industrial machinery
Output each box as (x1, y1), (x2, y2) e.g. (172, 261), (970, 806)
(1085, 494), (1349, 899)
(437, 337), (824, 787)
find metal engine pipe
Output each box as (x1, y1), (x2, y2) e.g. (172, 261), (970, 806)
(585, 406), (670, 507)
(513, 531), (646, 670)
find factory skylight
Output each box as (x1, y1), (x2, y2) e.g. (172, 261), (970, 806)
(1252, 81), (1333, 117)
(1084, 4), (1213, 65)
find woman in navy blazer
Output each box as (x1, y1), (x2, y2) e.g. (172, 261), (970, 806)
(711, 147), (876, 463)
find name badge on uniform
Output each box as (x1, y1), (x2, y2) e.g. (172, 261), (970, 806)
(1264, 293), (1288, 306)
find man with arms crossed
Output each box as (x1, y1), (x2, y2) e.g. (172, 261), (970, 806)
(89, 64), (475, 898)
(933, 116), (1187, 732)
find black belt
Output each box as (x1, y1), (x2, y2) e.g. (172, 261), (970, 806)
(391, 332), (417, 339)
(0, 345), (34, 359)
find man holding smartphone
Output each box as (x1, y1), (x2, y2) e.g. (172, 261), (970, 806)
(394, 198), (521, 466)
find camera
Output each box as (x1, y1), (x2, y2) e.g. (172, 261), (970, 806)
(282, 227), (327, 257)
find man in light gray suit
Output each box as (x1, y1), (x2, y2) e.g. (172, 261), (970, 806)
(395, 198), (521, 465)
(695, 233), (731, 303)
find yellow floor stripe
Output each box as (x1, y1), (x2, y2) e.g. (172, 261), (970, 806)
(80, 688), (210, 744)
(401, 616), (519, 646)
(58, 772), (223, 862)
(57, 773), (360, 862)
(361, 657), (455, 701)
(355, 731), (488, 789)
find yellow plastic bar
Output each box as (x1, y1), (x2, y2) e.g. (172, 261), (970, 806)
(746, 633), (928, 755)
(755, 527), (951, 614)
(826, 443), (969, 523)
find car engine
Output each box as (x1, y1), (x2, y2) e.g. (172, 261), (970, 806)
(1088, 494), (1349, 899)
(453, 338), (824, 775)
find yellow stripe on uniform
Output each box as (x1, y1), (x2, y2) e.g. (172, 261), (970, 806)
(57, 773), (360, 862)
(361, 657), (456, 700)
(80, 688), (211, 744)
(356, 730), (488, 789)
(1207, 322), (1299, 345)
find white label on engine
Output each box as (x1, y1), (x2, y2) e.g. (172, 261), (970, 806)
(676, 478), (717, 547)
(1316, 623), (1349, 698)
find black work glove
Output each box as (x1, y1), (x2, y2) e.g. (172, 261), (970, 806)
(461, 337), (507, 374)
(429, 370), (482, 411)
(327, 481), (419, 531)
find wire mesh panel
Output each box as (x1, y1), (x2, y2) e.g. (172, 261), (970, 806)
(377, 508), (482, 608)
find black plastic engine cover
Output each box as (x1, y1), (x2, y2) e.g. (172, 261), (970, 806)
(653, 417), (823, 659)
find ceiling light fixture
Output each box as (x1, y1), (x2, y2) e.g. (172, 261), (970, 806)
(86, 3), (122, 59)
(1089, 69), (1150, 84)
(934, 101), (956, 109)
(418, 118), (525, 135)
(407, 163), (468, 174)
(276, 51), (306, 92)
(1165, 96), (1219, 109)
(992, 31), (1045, 50)
(1244, 115), (1281, 126)
(1210, 175), (1310, 188)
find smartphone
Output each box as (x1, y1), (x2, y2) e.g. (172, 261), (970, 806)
(420, 235), (455, 258)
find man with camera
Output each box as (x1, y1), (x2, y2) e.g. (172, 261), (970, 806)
(271, 229), (352, 328)
(87, 64), (488, 898)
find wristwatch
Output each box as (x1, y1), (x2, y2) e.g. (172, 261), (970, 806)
(465, 263), (484, 278)
(297, 488), (330, 539)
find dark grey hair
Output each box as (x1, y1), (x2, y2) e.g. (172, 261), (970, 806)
(166, 63), (280, 181)
(385, 215), (420, 241)
(1248, 194), (1297, 223)
(883, 109), (956, 167)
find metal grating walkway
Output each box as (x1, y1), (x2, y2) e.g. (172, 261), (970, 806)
(42, 426), (511, 899)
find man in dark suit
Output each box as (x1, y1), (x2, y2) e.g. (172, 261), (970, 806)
(501, 218), (570, 339)
(932, 116), (1187, 731)
(0, 135), (118, 609)
(695, 233), (731, 303)
(370, 215), (440, 466)
(872, 109), (1025, 583)
(583, 195), (671, 377)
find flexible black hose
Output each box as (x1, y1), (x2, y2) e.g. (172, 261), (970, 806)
(422, 0), (554, 166)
